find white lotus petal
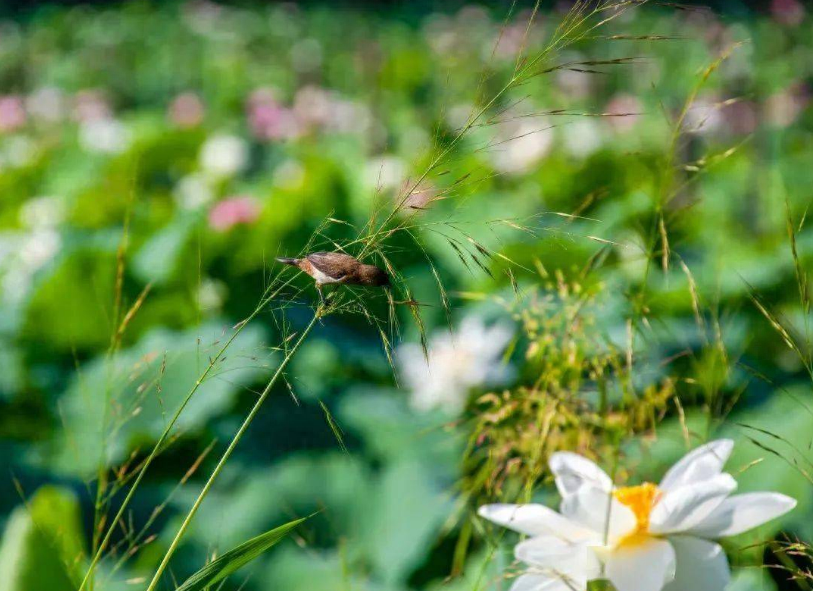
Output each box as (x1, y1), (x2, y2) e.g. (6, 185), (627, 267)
(560, 486), (636, 543)
(509, 574), (576, 591)
(662, 536), (729, 591)
(650, 474), (736, 534)
(516, 537), (601, 584)
(659, 440), (733, 492)
(478, 504), (596, 542)
(686, 492), (797, 538)
(605, 537), (676, 591)
(549, 452), (613, 497)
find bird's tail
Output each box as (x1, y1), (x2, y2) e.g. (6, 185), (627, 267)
(276, 257), (300, 266)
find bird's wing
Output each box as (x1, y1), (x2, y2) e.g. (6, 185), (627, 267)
(307, 252), (357, 280)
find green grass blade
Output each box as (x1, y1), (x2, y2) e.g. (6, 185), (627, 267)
(174, 517), (307, 591)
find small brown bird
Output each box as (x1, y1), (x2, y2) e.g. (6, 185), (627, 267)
(276, 251), (390, 300)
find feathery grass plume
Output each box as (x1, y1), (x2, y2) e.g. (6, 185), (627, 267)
(454, 277), (676, 569)
(747, 200), (813, 586)
(469, 278), (674, 490)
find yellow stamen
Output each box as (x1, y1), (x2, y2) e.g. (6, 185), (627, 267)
(612, 482), (661, 546)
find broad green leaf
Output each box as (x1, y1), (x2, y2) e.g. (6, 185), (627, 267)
(190, 454), (369, 550)
(727, 567), (777, 590)
(360, 459), (452, 585)
(132, 214), (198, 285)
(175, 516), (307, 591)
(263, 546), (396, 591)
(0, 486), (85, 591)
(48, 321), (267, 476)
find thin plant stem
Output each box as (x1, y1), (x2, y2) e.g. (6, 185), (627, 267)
(144, 310), (321, 591)
(77, 274), (298, 591)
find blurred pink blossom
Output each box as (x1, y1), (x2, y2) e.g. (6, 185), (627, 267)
(490, 20), (542, 60)
(0, 95), (26, 132)
(490, 109), (553, 174)
(292, 86), (372, 135)
(293, 85), (332, 130)
(169, 92), (204, 128)
(557, 67), (592, 100)
(73, 90), (112, 123)
(604, 94), (642, 133)
(771, 0), (805, 26)
(766, 83), (810, 127)
(208, 196), (261, 232)
(723, 101), (758, 135)
(683, 96), (724, 135)
(247, 88), (300, 140)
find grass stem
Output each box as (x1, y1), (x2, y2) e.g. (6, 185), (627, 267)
(77, 274), (297, 591)
(144, 310), (320, 591)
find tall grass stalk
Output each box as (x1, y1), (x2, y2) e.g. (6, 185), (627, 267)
(144, 310), (320, 591)
(147, 312), (318, 591)
(78, 273), (300, 591)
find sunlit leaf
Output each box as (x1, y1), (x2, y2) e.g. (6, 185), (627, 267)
(175, 516), (307, 591)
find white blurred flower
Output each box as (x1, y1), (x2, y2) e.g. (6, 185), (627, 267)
(197, 277), (226, 311)
(490, 114), (554, 174)
(766, 84), (809, 128)
(563, 119), (603, 158)
(364, 155), (407, 192)
(2, 135), (36, 167)
(604, 94), (642, 134)
(290, 38), (323, 73)
(273, 159), (305, 189)
(683, 98), (724, 135)
(479, 440), (796, 591)
(199, 134), (248, 178)
(397, 316), (514, 413)
(19, 229), (60, 268)
(323, 97), (372, 135)
(446, 103), (475, 132)
(174, 173), (214, 210)
(557, 68), (592, 100)
(293, 85), (332, 129)
(80, 118), (130, 154)
(19, 196), (65, 229)
(26, 87), (65, 123)
(616, 230), (649, 280)
(0, 228), (61, 304)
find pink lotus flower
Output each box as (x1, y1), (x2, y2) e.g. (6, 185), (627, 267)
(772, 0), (805, 26)
(766, 83), (810, 128)
(0, 95), (26, 132)
(169, 92), (204, 128)
(604, 94), (642, 133)
(246, 88), (300, 141)
(208, 196), (261, 232)
(73, 90), (112, 123)
(723, 101), (758, 136)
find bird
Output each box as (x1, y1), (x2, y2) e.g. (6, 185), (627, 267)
(276, 251), (390, 300)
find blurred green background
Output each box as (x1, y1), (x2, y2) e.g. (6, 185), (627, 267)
(0, 1), (811, 589)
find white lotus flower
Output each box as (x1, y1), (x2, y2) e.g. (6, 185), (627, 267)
(479, 440), (796, 591)
(80, 118), (130, 154)
(397, 316), (513, 413)
(199, 134), (248, 178)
